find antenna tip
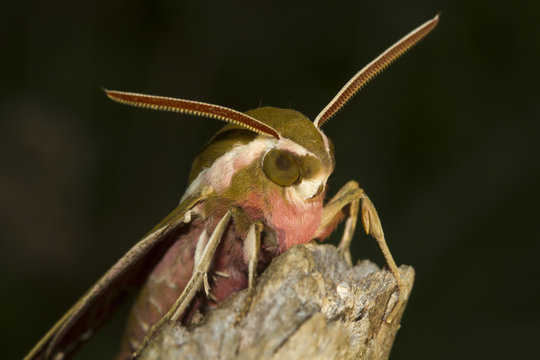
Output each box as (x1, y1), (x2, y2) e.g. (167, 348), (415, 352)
(103, 88), (123, 101)
(102, 87), (112, 97)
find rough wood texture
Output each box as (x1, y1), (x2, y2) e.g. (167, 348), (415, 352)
(140, 243), (414, 360)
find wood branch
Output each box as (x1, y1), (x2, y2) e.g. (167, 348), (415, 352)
(139, 243), (414, 360)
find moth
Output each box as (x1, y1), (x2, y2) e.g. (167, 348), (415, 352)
(25, 15), (438, 360)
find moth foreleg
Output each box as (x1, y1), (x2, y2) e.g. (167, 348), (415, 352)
(235, 221), (263, 323)
(131, 209), (232, 359)
(316, 180), (405, 324)
(315, 180), (361, 265)
(245, 222), (262, 291)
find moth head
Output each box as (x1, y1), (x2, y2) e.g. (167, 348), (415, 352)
(244, 107), (334, 200)
(104, 15), (438, 201)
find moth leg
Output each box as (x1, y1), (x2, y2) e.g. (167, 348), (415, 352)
(316, 180), (405, 324)
(235, 221), (263, 323)
(132, 209), (232, 359)
(315, 180), (361, 265)
(245, 222), (262, 293)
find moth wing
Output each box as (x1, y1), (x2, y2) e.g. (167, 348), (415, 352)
(25, 187), (211, 360)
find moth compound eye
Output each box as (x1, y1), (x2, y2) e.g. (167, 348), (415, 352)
(263, 149), (300, 186)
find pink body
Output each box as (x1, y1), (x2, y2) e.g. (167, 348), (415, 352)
(118, 186), (326, 358)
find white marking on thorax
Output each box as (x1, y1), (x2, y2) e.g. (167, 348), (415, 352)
(179, 134), (328, 202)
(207, 137), (275, 192)
(179, 170), (207, 203)
(179, 137), (276, 199)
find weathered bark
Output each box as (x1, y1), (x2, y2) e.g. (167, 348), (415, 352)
(140, 243), (414, 360)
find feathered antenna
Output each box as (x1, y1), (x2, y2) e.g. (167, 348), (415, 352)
(105, 89), (280, 139)
(314, 15), (439, 128)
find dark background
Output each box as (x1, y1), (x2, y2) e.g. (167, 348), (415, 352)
(2, 1), (539, 359)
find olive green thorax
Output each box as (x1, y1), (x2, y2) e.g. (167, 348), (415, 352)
(188, 106), (335, 186)
(246, 107), (331, 163)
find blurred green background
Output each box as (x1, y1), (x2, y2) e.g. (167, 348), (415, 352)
(2, 0), (539, 359)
